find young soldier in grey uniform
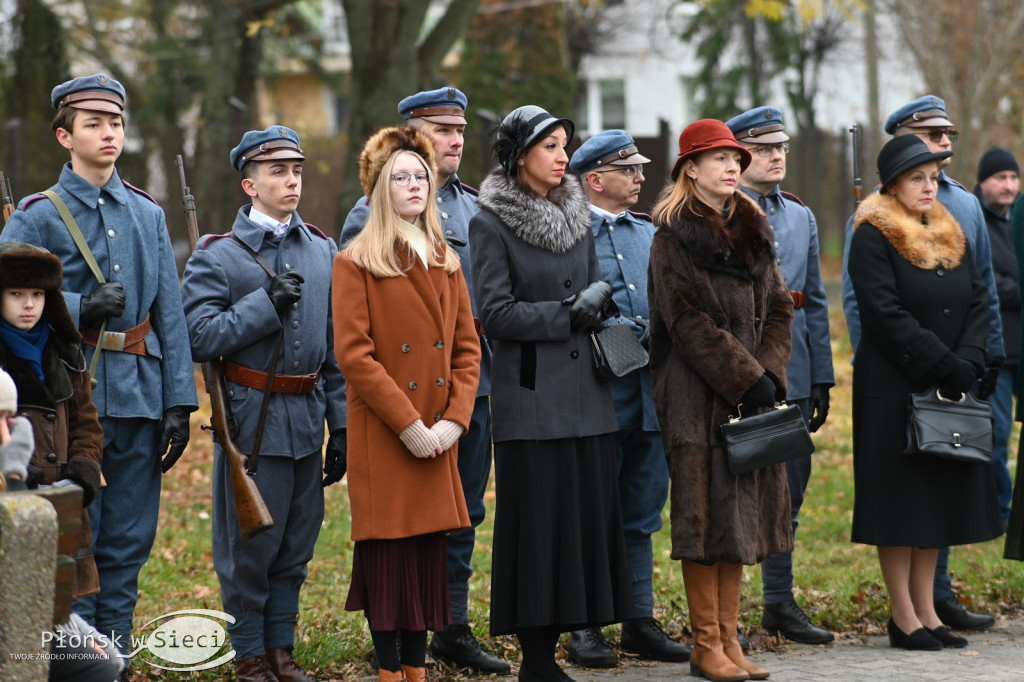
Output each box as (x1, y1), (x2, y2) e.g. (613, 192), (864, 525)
(565, 130), (691, 667)
(180, 126), (347, 682)
(340, 87), (507, 675)
(842, 96), (1002, 633)
(0, 74), (198, 663)
(727, 106), (835, 645)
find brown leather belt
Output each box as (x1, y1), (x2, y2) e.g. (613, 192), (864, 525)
(83, 315), (150, 356)
(223, 361), (321, 394)
(791, 291), (807, 309)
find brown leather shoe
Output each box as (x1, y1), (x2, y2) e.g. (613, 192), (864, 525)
(235, 655), (280, 682)
(265, 647), (317, 682)
(401, 664), (426, 682)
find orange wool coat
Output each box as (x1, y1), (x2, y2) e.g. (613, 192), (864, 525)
(332, 249), (480, 541)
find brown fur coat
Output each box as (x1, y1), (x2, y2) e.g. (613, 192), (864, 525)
(648, 193), (795, 564)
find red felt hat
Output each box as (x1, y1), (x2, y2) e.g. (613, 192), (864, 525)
(671, 119), (753, 180)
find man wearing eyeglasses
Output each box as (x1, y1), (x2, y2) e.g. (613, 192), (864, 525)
(726, 106), (836, 647)
(841, 95), (1003, 632)
(563, 130), (692, 668)
(339, 87), (508, 676)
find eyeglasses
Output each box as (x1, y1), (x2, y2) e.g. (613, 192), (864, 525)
(749, 143), (790, 157)
(915, 129), (959, 143)
(390, 172), (429, 187)
(595, 164), (644, 178)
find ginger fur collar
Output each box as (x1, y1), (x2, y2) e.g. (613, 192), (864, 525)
(853, 192), (966, 269)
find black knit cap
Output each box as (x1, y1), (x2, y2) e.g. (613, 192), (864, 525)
(977, 146), (1020, 184)
(877, 135), (952, 190)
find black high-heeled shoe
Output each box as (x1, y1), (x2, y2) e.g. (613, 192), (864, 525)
(925, 625), (968, 649)
(887, 619), (942, 650)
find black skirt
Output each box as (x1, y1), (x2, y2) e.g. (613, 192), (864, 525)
(490, 435), (635, 636)
(345, 533), (449, 631)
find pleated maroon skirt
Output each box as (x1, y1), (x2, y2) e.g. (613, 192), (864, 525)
(345, 532), (450, 631)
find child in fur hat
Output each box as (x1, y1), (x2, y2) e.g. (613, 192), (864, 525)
(333, 126), (481, 682)
(0, 241), (104, 602)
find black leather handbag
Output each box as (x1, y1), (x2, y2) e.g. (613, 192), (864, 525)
(721, 403), (815, 476)
(904, 386), (993, 464)
(590, 316), (649, 383)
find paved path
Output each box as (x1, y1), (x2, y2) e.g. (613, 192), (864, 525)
(356, 619), (1024, 681)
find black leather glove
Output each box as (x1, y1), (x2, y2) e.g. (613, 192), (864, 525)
(740, 374), (777, 411)
(323, 429), (347, 487)
(81, 282), (126, 327)
(562, 281), (612, 332)
(158, 406), (192, 473)
(808, 383), (830, 433)
(60, 460), (101, 507)
(938, 355), (977, 400)
(269, 271), (305, 314)
(976, 356), (1003, 400)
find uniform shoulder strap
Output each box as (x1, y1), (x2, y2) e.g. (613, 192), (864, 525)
(41, 190), (105, 285)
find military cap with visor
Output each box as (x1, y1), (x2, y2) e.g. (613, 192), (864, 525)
(51, 73), (126, 114)
(884, 95), (956, 135)
(230, 125), (305, 172)
(398, 87), (468, 125)
(569, 129), (651, 173)
(726, 105), (790, 144)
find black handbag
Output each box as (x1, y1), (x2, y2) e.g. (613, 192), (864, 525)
(590, 316), (649, 383)
(721, 403), (815, 476)
(904, 386), (993, 464)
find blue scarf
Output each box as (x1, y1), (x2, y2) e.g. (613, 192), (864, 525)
(0, 317), (50, 381)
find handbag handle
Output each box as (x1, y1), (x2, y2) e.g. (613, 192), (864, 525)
(728, 401), (789, 423)
(935, 388), (968, 403)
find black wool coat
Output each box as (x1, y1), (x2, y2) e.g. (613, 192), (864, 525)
(849, 193), (1003, 547)
(648, 193), (794, 564)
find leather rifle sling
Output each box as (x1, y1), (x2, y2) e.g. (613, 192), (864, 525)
(231, 234), (285, 475)
(42, 190), (108, 386)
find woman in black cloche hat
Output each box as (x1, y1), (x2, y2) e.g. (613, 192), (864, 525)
(848, 135), (1004, 652)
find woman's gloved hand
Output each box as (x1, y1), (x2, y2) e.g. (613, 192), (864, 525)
(563, 281), (612, 332)
(740, 374), (777, 411)
(938, 355), (977, 400)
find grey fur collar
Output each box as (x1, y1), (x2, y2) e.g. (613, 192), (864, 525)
(477, 170), (590, 253)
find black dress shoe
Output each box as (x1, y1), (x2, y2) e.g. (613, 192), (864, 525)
(934, 596), (995, 631)
(761, 599), (835, 644)
(430, 623), (511, 674)
(887, 619), (942, 651)
(620, 617), (691, 661)
(736, 629), (751, 653)
(925, 625), (968, 649)
(565, 628), (618, 668)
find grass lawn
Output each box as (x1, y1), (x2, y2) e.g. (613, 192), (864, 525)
(126, 276), (1024, 680)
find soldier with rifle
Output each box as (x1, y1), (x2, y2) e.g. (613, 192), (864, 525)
(180, 125), (346, 682)
(0, 74), (198, 671)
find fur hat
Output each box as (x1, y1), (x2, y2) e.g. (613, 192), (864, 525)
(0, 242), (81, 344)
(358, 126), (438, 198)
(672, 119), (752, 181)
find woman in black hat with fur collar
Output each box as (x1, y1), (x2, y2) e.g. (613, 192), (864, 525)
(470, 105), (634, 682)
(848, 135), (1003, 651)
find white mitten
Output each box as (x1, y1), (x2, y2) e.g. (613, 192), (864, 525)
(431, 420), (464, 452)
(399, 419), (441, 458)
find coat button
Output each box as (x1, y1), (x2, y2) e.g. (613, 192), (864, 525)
(617, 254), (624, 260)
(402, 344), (411, 352)
(293, 341), (301, 349)
(292, 361), (300, 369)
(291, 302), (298, 310)
(943, 308), (951, 316)
(754, 317), (762, 325)
(564, 280), (572, 288)
(409, 381), (417, 390)
(46, 452), (58, 463)
(98, 197), (105, 206)
(434, 412), (442, 422)
(107, 229), (115, 238)
(901, 354), (910, 364)
(628, 283), (636, 291)
(113, 264), (121, 273)
(46, 412), (57, 422)
(570, 350), (579, 359)
(436, 378), (445, 386)
(435, 340), (444, 349)
(936, 269), (944, 277)
(292, 320), (300, 329)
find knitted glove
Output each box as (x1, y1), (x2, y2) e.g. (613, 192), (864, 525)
(0, 417), (35, 482)
(399, 419), (441, 459)
(431, 420), (465, 453)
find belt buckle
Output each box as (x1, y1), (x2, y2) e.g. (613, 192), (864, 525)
(100, 331), (126, 352)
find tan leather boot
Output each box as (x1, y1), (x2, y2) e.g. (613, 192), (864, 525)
(265, 647), (318, 682)
(717, 563), (769, 680)
(234, 655), (279, 682)
(682, 560), (749, 682)
(400, 665), (426, 682)
(378, 668), (407, 682)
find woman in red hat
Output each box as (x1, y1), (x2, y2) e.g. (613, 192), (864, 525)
(647, 119), (794, 681)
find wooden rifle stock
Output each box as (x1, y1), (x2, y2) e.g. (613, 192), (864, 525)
(1, 170), (14, 222)
(176, 156), (274, 539)
(849, 123), (863, 207)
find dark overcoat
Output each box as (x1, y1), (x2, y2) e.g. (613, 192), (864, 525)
(648, 194), (794, 564)
(849, 193), (1003, 547)
(332, 248), (479, 542)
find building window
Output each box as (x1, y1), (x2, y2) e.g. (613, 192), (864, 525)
(600, 79), (626, 130)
